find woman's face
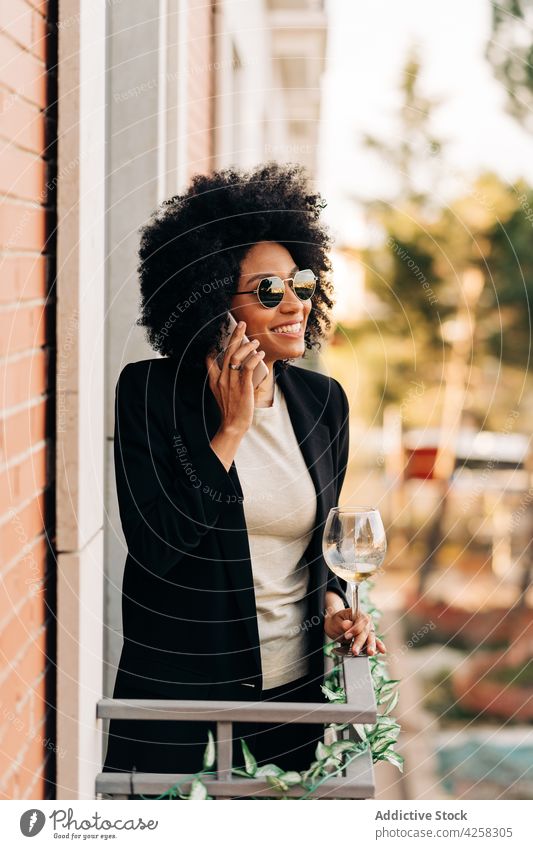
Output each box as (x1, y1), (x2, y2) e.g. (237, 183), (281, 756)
(229, 241), (312, 366)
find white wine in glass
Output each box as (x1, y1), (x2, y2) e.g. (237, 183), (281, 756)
(323, 506), (387, 657)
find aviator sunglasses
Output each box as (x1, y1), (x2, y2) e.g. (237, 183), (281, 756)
(229, 268), (317, 309)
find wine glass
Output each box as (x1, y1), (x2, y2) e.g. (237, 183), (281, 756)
(322, 506), (387, 657)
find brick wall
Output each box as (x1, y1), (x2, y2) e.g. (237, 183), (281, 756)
(0, 0), (56, 800)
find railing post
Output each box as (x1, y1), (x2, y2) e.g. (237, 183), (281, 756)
(215, 720), (234, 798)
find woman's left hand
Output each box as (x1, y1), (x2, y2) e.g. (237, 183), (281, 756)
(324, 608), (386, 656)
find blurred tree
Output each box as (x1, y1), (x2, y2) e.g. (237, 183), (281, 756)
(354, 49), (455, 405)
(354, 45), (533, 399)
(361, 49), (445, 205)
(482, 180), (533, 366)
(486, 0), (533, 133)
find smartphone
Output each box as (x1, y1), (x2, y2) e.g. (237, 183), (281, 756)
(215, 312), (269, 388)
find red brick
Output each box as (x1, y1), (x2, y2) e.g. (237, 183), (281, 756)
(0, 594), (45, 659)
(0, 491), (47, 564)
(0, 0), (47, 62)
(0, 254), (48, 302)
(0, 535), (47, 623)
(31, 666), (47, 704)
(0, 442), (48, 516)
(15, 735), (46, 794)
(0, 700), (33, 767)
(0, 349), (48, 408)
(0, 144), (46, 202)
(2, 1), (48, 63)
(0, 398), (47, 465)
(0, 31), (46, 109)
(0, 88), (46, 154)
(24, 0), (47, 16)
(20, 760), (46, 799)
(0, 767), (19, 799)
(0, 627), (47, 708)
(0, 202), (47, 251)
(0, 304), (47, 357)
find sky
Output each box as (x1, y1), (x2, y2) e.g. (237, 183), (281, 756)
(318, 0), (533, 247)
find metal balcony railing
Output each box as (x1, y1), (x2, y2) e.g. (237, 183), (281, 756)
(95, 655), (377, 800)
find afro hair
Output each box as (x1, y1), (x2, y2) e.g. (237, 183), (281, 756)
(136, 160), (336, 372)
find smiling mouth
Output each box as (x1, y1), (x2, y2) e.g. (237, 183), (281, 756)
(271, 321), (303, 336)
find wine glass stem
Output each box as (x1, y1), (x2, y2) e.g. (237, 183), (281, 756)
(351, 581), (360, 622)
(349, 582), (361, 654)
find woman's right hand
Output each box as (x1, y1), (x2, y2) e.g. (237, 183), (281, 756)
(205, 320), (265, 438)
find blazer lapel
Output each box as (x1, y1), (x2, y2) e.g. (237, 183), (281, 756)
(173, 358), (335, 675)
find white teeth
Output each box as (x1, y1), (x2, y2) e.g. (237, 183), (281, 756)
(272, 323), (301, 334)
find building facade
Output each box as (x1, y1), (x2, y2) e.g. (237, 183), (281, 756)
(0, 0), (327, 800)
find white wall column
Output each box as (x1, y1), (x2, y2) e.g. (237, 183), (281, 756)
(56, 0), (107, 799)
(103, 0), (175, 700)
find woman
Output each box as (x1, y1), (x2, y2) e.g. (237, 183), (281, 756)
(103, 162), (385, 780)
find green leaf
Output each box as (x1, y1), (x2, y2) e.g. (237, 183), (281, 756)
(352, 723), (368, 741)
(321, 683), (341, 695)
(302, 766), (321, 784)
(231, 767), (252, 778)
(383, 750), (404, 772)
(367, 730), (397, 748)
(330, 740), (359, 756)
(278, 771), (303, 787)
(321, 685), (346, 703)
(323, 755), (344, 770)
(315, 741), (331, 760)
(240, 739), (258, 776)
(375, 715), (398, 728)
(266, 774), (289, 792)
(329, 722), (350, 732)
(383, 691), (400, 715)
(254, 763), (284, 777)
(373, 739), (396, 756)
(377, 681), (399, 700)
(188, 778), (209, 799)
(202, 730), (216, 769)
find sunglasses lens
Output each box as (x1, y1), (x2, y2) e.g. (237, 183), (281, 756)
(293, 269), (316, 300)
(258, 277), (284, 308)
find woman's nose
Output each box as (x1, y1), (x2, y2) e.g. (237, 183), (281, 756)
(282, 280), (302, 306)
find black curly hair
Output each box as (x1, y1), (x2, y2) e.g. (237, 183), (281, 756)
(136, 161), (336, 372)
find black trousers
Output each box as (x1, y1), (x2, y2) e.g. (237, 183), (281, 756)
(102, 670), (325, 781)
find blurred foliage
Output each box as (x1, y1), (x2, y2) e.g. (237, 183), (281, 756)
(423, 667), (482, 725)
(365, 174), (533, 366)
(487, 660), (533, 686)
(343, 48), (533, 421)
(486, 0), (533, 132)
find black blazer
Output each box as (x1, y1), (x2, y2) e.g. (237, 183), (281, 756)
(112, 356), (349, 699)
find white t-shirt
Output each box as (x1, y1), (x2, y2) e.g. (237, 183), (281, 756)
(233, 378), (317, 689)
